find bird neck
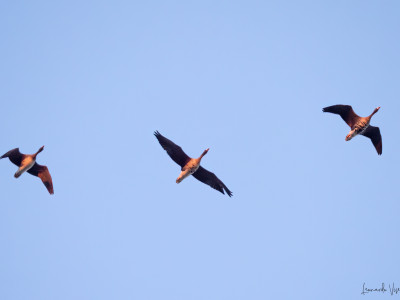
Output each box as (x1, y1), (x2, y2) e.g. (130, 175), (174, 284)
(369, 107), (380, 118)
(34, 147), (43, 158)
(199, 149), (209, 160)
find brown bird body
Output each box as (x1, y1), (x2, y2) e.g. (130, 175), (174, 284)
(176, 148), (209, 183)
(154, 131), (232, 197)
(0, 146), (54, 194)
(323, 105), (382, 155)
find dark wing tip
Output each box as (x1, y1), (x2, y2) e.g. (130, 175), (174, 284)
(1, 148), (24, 166)
(376, 139), (382, 155)
(221, 183), (233, 197)
(322, 105), (335, 113)
(218, 183), (233, 197)
(154, 130), (162, 142)
(213, 184), (233, 197)
(322, 106), (334, 113)
(377, 138), (382, 156)
(322, 104), (352, 112)
(1, 148), (19, 159)
(45, 181), (54, 194)
(322, 106), (336, 113)
(42, 175), (54, 195)
(377, 142), (382, 155)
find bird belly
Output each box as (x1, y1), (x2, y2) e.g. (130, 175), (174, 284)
(346, 122), (370, 141)
(14, 158), (35, 178)
(176, 165), (200, 183)
(358, 124), (369, 135)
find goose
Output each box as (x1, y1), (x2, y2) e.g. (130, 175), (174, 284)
(0, 146), (54, 194)
(323, 105), (382, 155)
(154, 131), (232, 197)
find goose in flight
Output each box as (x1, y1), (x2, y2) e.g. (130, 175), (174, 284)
(154, 131), (232, 197)
(1, 146), (54, 194)
(323, 105), (382, 155)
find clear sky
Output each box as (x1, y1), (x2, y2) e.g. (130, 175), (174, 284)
(1, 1), (399, 299)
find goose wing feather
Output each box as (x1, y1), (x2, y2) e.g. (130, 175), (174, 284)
(154, 131), (191, 168)
(0, 148), (25, 166)
(361, 126), (382, 155)
(192, 166), (232, 197)
(323, 104), (360, 128)
(27, 163), (54, 194)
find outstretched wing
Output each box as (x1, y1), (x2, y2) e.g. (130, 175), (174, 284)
(192, 166), (232, 197)
(361, 126), (382, 155)
(323, 105), (360, 128)
(0, 148), (25, 166)
(27, 163), (54, 194)
(154, 131), (191, 168)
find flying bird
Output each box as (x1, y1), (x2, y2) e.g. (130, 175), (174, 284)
(154, 131), (232, 197)
(1, 146), (54, 194)
(323, 105), (382, 155)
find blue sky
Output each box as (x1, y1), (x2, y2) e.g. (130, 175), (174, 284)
(1, 1), (399, 299)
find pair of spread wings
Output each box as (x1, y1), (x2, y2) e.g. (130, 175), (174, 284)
(154, 131), (232, 197)
(323, 105), (382, 155)
(1, 148), (54, 194)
